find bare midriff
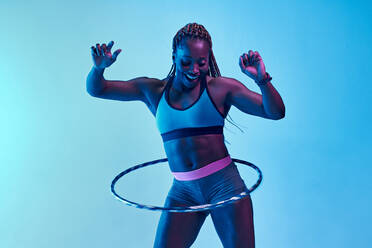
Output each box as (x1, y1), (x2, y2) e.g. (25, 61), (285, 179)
(163, 133), (229, 172)
(148, 75), (229, 173)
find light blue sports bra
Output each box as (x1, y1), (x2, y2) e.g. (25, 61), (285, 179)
(155, 75), (225, 142)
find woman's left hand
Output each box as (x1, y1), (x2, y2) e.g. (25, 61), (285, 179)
(239, 50), (266, 82)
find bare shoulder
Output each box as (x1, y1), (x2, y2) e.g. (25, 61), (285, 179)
(208, 75), (244, 87)
(206, 75), (260, 111)
(142, 76), (168, 97)
(206, 75), (244, 97)
(141, 76), (168, 116)
(140, 76), (165, 92)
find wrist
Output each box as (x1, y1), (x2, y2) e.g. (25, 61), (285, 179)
(255, 72), (272, 86)
(93, 66), (105, 74)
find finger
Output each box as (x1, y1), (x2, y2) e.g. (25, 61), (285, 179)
(256, 52), (262, 60)
(107, 40), (114, 52)
(96, 43), (102, 56)
(248, 50), (254, 62)
(91, 46), (97, 56)
(102, 43), (107, 56)
(254, 51), (262, 62)
(253, 51), (259, 62)
(244, 53), (250, 65)
(112, 49), (122, 61)
(239, 56), (245, 68)
(253, 52), (259, 63)
(241, 54), (247, 66)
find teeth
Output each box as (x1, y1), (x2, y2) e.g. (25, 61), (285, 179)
(186, 74), (198, 80)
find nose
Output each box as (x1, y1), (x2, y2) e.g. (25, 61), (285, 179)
(190, 64), (200, 75)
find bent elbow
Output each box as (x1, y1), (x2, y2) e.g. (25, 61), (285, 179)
(87, 89), (98, 97)
(271, 112), (285, 120)
(278, 112), (285, 120)
(275, 107), (286, 120)
(87, 89), (103, 98)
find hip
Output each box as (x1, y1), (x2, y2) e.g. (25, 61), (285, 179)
(167, 158), (248, 205)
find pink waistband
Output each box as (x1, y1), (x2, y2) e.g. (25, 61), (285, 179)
(171, 155), (232, 181)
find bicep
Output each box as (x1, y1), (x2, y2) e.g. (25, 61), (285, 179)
(96, 77), (151, 103)
(227, 78), (271, 119)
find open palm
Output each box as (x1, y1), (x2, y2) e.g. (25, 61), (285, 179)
(91, 41), (122, 69)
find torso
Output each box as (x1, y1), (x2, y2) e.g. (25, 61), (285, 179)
(143, 75), (232, 172)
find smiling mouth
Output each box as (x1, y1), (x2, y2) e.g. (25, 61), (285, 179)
(185, 73), (199, 81)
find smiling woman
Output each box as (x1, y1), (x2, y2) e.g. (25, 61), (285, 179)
(153, 23), (262, 248)
(86, 22), (285, 248)
(166, 24), (245, 135)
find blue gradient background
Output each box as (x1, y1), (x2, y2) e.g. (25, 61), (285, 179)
(1, 0), (371, 247)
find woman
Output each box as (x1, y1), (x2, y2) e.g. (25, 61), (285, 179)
(87, 23), (285, 248)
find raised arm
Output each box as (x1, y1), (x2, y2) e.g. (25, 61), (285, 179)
(86, 41), (152, 104)
(231, 50), (285, 120)
(226, 76), (284, 120)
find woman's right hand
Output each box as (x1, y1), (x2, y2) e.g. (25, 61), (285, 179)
(91, 41), (122, 69)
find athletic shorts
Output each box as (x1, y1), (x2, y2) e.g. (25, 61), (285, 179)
(165, 159), (249, 214)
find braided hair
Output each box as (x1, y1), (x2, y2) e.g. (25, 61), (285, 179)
(167, 22), (220, 78)
(166, 23), (246, 143)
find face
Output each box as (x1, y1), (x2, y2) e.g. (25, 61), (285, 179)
(172, 38), (210, 90)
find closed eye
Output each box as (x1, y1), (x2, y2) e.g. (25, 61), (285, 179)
(181, 61), (206, 67)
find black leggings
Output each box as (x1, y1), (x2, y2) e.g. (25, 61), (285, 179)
(153, 161), (255, 248)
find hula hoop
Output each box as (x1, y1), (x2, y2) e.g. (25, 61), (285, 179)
(111, 158), (263, 213)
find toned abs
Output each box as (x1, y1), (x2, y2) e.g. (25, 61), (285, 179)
(145, 75), (231, 172)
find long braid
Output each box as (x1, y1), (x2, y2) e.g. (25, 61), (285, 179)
(167, 23), (246, 144)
